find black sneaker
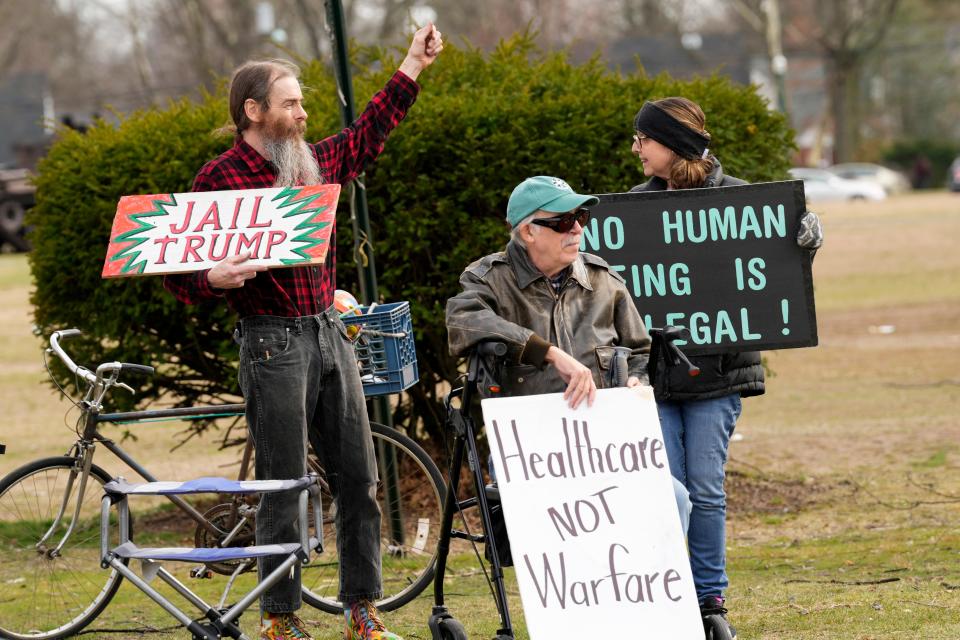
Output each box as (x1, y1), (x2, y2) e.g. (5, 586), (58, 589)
(700, 596), (737, 640)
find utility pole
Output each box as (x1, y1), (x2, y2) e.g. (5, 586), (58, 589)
(762, 0), (789, 115)
(731, 0), (790, 114)
(324, 0), (404, 544)
(324, 0), (380, 306)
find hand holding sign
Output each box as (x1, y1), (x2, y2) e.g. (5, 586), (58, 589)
(545, 346), (596, 409)
(796, 210), (824, 250)
(208, 252), (268, 289)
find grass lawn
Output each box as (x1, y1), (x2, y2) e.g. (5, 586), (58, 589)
(1, 192), (959, 638)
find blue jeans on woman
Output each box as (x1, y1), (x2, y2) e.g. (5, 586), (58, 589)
(237, 307), (383, 612)
(657, 394), (741, 603)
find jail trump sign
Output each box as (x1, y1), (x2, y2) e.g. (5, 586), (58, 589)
(483, 387), (703, 640)
(102, 184), (340, 278)
(586, 180), (817, 354)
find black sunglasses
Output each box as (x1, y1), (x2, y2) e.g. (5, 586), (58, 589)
(530, 207), (591, 233)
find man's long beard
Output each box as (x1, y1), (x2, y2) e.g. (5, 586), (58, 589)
(262, 121), (321, 187)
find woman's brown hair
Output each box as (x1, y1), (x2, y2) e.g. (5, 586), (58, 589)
(653, 97), (714, 189)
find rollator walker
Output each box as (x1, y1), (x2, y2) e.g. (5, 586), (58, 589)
(428, 327), (720, 640)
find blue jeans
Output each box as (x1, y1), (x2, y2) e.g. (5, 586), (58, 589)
(657, 394), (741, 602)
(238, 307), (382, 612)
(673, 477), (692, 535)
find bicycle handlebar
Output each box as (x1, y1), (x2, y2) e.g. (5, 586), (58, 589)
(48, 330), (156, 395)
(49, 330), (97, 385)
(121, 363), (156, 376)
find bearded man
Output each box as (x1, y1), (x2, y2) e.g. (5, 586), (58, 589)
(163, 23), (442, 640)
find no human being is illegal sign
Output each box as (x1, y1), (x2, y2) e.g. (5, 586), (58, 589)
(585, 180), (817, 354)
(101, 184), (340, 278)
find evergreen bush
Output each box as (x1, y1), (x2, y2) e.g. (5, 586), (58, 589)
(30, 34), (795, 441)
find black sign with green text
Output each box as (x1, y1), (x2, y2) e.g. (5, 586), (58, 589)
(585, 180), (817, 354)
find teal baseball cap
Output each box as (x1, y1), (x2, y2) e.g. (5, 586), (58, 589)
(506, 176), (600, 228)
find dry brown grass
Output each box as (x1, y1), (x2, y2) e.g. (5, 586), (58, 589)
(732, 192), (960, 476)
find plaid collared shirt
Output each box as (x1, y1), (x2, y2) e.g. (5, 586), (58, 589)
(163, 70), (419, 318)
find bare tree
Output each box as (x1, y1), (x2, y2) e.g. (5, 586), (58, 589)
(374, 0), (418, 40)
(146, 0), (262, 92)
(867, 0), (960, 143)
(290, 0), (327, 60)
(0, 0), (114, 118)
(621, 0), (681, 34)
(788, 0), (902, 161)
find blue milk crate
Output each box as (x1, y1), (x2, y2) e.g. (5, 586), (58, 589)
(341, 301), (419, 396)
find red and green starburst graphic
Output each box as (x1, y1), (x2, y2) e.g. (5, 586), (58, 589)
(272, 185), (337, 265)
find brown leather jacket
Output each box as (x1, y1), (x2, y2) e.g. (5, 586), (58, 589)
(446, 239), (651, 397)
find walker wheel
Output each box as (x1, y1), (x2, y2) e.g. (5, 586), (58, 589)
(703, 613), (735, 640)
(437, 617), (468, 640)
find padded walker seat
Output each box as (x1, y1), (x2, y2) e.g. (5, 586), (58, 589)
(100, 475), (322, 640)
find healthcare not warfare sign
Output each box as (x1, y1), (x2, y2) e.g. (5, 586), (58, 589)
(102, 184), (340, 278)
(483, 387), (703, 639)
(585, 180), (817, 354)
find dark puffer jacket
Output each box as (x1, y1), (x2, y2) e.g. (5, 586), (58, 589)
(630, 158), (765, 402)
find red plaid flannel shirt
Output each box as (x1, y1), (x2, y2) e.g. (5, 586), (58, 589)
(163, 70), (419, 318)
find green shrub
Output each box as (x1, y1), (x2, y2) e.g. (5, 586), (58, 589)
(29, 35), (795, 442)
(30, 95), (239, 408)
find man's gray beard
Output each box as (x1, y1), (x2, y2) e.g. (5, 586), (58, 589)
(263, 136), (322, 187)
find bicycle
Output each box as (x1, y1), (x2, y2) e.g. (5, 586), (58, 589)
(0, 310), (445, 640)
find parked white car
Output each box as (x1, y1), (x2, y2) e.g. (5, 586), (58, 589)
(828, 162), (911, 195)
(789, 168), (887, 203)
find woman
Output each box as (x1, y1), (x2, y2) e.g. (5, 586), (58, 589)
(629, 97), (822, 638)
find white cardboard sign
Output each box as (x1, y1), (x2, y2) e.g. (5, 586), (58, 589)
(482, 387), (702, 639)
(102, 184), (340, 278)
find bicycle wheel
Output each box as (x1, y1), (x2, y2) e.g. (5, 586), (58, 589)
(0, 456), (128, 640)
(302, 422), (445, 614)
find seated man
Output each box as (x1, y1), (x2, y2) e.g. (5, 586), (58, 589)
(445, 175), (691, 532)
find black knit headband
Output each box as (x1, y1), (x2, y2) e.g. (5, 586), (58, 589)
(633, 102), (711, 161)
